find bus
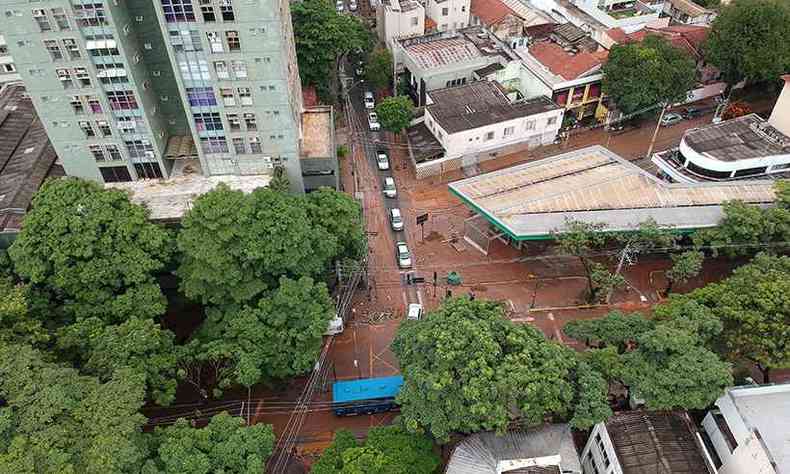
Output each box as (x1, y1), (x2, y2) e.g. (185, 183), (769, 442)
(331, 375), (403, 416)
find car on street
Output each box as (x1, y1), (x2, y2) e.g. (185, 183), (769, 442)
(363, 91), (375, 109)
(389, 208), (404, 231)
(349, 0), (357, 10)
(395, 241), (412, 268)
(324, 313), (344, 335)
(376, 151), (389, 170)
(335, 0), (344, 11)
(660, 112), (683, 127)
(383, 177), (397, 198)
(407, 303), (423, 321)
(368, 112), (381, 131)
(681, 106), (705, 119)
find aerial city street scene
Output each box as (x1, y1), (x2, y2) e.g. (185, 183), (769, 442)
(0, 0), (789, 471)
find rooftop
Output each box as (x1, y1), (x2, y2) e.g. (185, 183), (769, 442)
(0, 83), (60, 234)
(406, 122), (445, 163)
(607, 24), (710, 59)
(723, 384), (790, 472)
(107, 160), (270, 221)
(526, 41), (607, 81)
(449, 145), (777, 239)
(427, 81), (560, 133)
(470, 0), (518, 27)
(399, 27), (514, 70)
(301, 106), (334, 159)
(383, 0), (422, 12)
(606, 411), (711, 474)
(684, 114), (790, 162)
(445, 425), (582, 474)
(668, 0), (712, 18)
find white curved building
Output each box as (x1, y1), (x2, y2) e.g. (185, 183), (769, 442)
(653, 75), (790, 183)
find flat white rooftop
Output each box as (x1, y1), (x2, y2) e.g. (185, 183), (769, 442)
(726, 384), (790, 473)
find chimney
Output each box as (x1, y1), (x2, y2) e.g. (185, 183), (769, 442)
(768, 74), (790, 137)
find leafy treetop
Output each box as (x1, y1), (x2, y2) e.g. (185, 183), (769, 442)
(374, 96), (415, 134)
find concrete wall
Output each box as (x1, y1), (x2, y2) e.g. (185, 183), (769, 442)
(426, 0), (471, 31)
(378, 1), (425, 50)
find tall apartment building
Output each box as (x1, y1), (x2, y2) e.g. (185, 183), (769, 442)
(0, 0), (328, 193)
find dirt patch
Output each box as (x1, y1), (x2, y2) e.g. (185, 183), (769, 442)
(424, 230), (444, 241)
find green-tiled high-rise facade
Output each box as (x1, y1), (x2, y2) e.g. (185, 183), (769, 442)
(1, 0), (307, 191)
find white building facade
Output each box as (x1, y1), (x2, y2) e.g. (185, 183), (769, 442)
(377, 0), (426, 50)
(0, 35), (20, 84)
(426, 0), (471, 32)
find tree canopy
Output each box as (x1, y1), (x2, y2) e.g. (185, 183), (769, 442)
(564, 311), (655, 353)
(392, 297), (607, 441)
(375, 96), (415, 134)
(291, 0), (372, 99)
(145, 412), (274, 474)
(8, 178), (172, 323)
(602, 35), (696, 115)
(704, 0), (790, 85)
(365, 48), (393, 91)
(312, 426), (439, 474)
(304, 187), (366, 261)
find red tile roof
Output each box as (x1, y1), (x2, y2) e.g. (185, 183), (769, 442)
(471, 0), (516, 26)
(528, 41), (607, 80)
(607, 25), (709, 59)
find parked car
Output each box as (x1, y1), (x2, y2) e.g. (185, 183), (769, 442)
(383, 177), (397, 198)
(349, 0), (357, 11)
(407, 303), (423, 321)
(335, 0), (344, 11)
(368, 112), (381, 131)
(389, 208), (404, 231)
(395, 241), (412, 268)
(324, 313), (344, 335)
(376, 151), (389, 170)
(660, 112), (683, 127)
(363, 91), (375, 109)
(681, 106), (704, 119)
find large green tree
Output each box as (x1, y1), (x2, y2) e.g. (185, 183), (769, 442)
(679, 253), (790, 382)
(8, 178), (172, 323)
(375, 96), (415, 134)
(602, 35), (696, 116)
(177, 185), (337, 307)
(0, 342), (149, 474)
(0, 279), (48, 346)
(564, 311), (655, 352)
(553, 220), (607, 301)
(145, 412), (274, 474)
(365, 48), (393, 91)
(304, 187), (366, 260)
(183, 276), (334, 395)
(291, 0), (372, 99)
(392, 297), (605, 441)
(704, 0), (790, 86)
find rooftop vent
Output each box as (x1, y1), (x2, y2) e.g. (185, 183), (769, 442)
(750, 121), (789, 148)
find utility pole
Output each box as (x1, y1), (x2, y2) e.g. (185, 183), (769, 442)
(607, 243), (635, 304)
(645, 104), (668, 160)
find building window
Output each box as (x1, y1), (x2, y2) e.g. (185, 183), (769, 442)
(87, 96), (103, 114)
(231, 60), (247, 78)
(2, 64), (15, 73)
(220, 88), (235, 106)
(179, 58), (210, 80)
(32, 9), (52, 31)
(241, 113), (256, 131)
(411, 16), (418, 26)
(547, 116), (557, 126)
(70, 96), (85, 114)
(89, 144), (105, 161)
(503, 126), (514, 137)
(97, 120), (112, 137)
(441, 7), (448, 15)
(169, 29), (203, 52)
(249, 136), (262, 153)
(193, 112), (223, 131)
(214, 60), (229, 79)
(124, 139), (155, 159)
(200, 0), (215, 21)
(57, 69), (74, 89)
(74, 67), (91, 87)
(107, 91), (139, 110)
(162, 0), (196, 22)
(186, 87), (217, 106)
(100, 166), (132, 183)
(232, 136), (245, 154)
(73, 3), (107, 27)
(79, 121), (95, 137)
(227, 113), (241, 131)
(207, 32), (223, 52)
(525, 120), (535, 131)
(96, 63), (128, 84)
(117, 116), (146, 132)
(134, 162), (163, 179)
(225, 31), (240, 51)
(51, 7), (70, 30)
(238, 87), (252, 106)
(220, 0), (234, 20)
(484, 131), (494, 141)
(106, 144), (122, 160)
(62, 39), (81, 60)
(200, 136), (228, 154)
(86, 36), (120, 57)
(44, 40), (63, 61)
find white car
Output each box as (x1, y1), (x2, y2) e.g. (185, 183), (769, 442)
(383, 177), (397, 198)
(324, 313), (344, 336)
(363, 91), (375, 109)
(396, 241), (412, 269)
(349, 0), (358, 11)
(407, 303), (423, 321)
(368, 112), (381, 131)
(389, 208), (404, 231)
(376, 151), (389, 170)
(335, 0), (344, 11)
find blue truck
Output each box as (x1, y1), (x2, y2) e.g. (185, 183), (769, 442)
(332, 375), (403, 416)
